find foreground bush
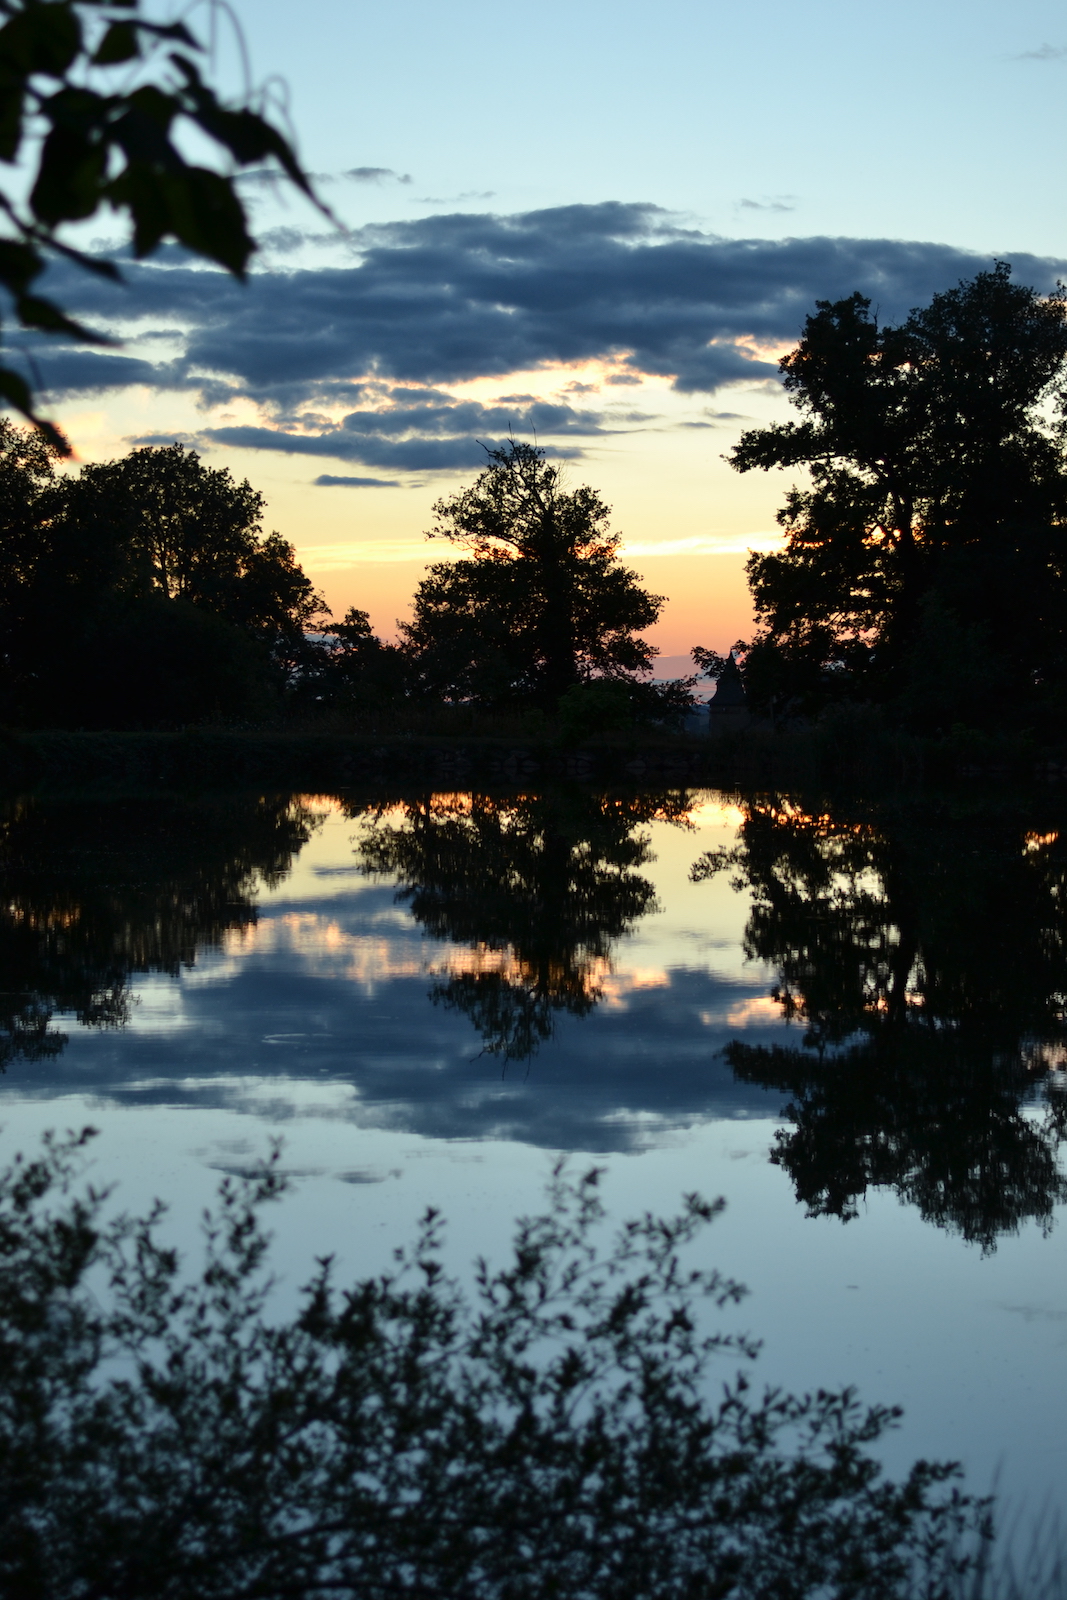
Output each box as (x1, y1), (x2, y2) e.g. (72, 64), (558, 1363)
(0, 1133), (985, 1599)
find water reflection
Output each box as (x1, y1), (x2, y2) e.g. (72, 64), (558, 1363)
(0, 793), (321, 1069)
(701, 795), (1067, 1249)
(351, 789), (691, 1060)
(7, 783), (1067, 1243)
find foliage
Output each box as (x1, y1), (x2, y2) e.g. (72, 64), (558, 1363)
(0, 1131), (984, 1599)
(354, 789), (690, 1060)
(558, 678), (637, 740)
(402, 442), (664, 710)
(693, 792), (1067, 1250)
(53, 442), (329, 664)
(0, 0), (322, 445)
(730, 264), (1067, 719)
(0, 791), (321, 1068)
(692, 643), (748, 682)
(0, 429), (330, 725)
(295, 605), (412, 713)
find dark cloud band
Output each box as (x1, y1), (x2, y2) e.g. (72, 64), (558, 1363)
(21, 204), (1067, 471)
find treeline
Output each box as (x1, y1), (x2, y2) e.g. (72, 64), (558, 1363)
(8, 260), (1067, 738)
(0, 435), (689, 732)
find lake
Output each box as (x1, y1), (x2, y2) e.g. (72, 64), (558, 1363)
(3, 782), (1066, 1526)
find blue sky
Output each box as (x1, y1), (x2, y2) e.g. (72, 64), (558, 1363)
(36, 0), (1067, 650)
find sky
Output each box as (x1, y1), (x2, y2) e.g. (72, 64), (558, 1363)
(26, 0), (1067, 655)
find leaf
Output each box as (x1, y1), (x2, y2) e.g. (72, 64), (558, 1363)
(16, 292), (105, 343)
(171, 54), (324, 209)
(0, 78), (25, 162)
(42, 235), (121, 281)
(0, 2), (81, 77)
(152, 165), (254, 276)
(30, 125), (107, 224)
(0, 363), (70, 454)
(0, 238), (40, 294)
(92, 21), (138, 65)
(107, 165), (168, 258)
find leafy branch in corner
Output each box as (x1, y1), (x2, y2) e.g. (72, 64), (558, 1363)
(0, 0), (329, 448)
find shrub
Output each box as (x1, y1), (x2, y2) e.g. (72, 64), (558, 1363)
(0, 1132), (985, 1599)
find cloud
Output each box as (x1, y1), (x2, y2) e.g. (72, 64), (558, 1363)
(197, 388), (619, 470)
(315, 474), (404, 487)
(343, 167), (413, 184)
(24, 203), (1067, 466)
(1016, 43), (1067, 59)
(415, 190), (496, 204)
(738, 196), (797, 213)
(203, 423), (584, 472)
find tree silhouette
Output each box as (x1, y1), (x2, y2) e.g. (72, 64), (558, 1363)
(0, 431), (330, 725)
(401, 442), (664, 710)
(694, 794), (1067, 1249)
(730, 264), (1067, 718)
(0, 792), (322, 1069)
(354, 789), (691, 1060)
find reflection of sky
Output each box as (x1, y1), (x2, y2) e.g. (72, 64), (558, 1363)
(2, 795), (787, 1151)
(6, 791), (1067, 1534)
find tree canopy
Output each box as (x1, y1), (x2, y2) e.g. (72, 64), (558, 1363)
(0, 0), (322, 446)
(401, 442), (665, 710)
(0, 428), (329, 726)
(730, 264), (1067, 719)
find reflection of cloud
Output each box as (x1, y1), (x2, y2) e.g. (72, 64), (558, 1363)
(1, 794), (790, 1153)
(214, 911), (691, 1014)
(725, 995), (783, 1027)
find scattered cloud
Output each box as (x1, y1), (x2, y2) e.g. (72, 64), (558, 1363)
(199, 388), (631, 470)
(24, 202), (1067, 470)
(128, 432), (195, 446)
(1016, 42), (1067, 59)
(737, 196), (797, 213)
(315, 474), (404, 487)
(414, 190), (495, 204)
(343, 167), (413, 185)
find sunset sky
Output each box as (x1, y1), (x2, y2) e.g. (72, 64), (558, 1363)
(26, 0), (1067, 658)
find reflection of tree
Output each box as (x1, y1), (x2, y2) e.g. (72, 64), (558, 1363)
(355, 790), (690, 1060)
(0, 794), (321, 1069)
(693, 797), (1067, 1249)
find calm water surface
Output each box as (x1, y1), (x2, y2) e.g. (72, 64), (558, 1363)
(3, 785), (1066, 1515)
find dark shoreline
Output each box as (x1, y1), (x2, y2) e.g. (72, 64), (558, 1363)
(2, 718), (1065, 794)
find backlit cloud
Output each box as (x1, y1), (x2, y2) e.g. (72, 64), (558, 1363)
(19, 203), (1067, 471)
